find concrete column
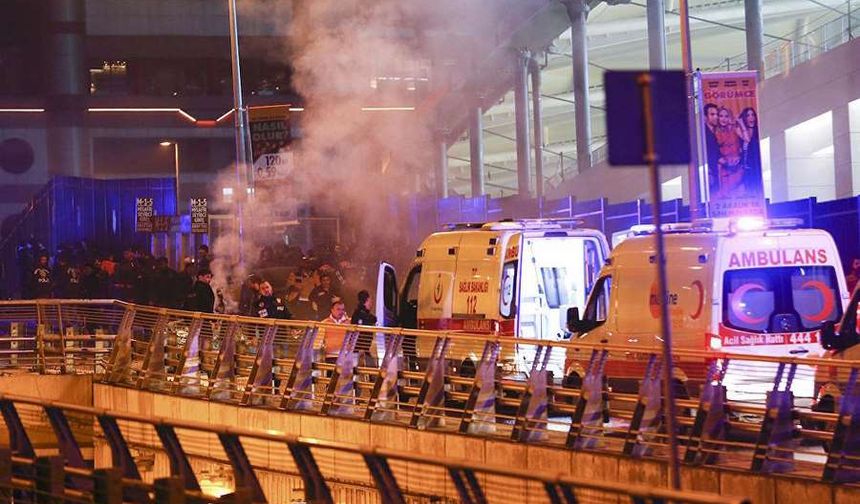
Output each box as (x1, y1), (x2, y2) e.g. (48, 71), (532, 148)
(769, 131), (789, 201)
(832, 103), (854, 199)
(437, 137), (449, 199)
(530, 58), (545, 200)
(469, 107), (486, 197)
(647, 0), (667, 70)
(46, 0), (90, 177)
(745, 0), (764, 76)
(513, 50), (532, 197)
(563, 0), (593, 174)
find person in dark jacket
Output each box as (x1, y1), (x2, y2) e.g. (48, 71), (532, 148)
(351, 290), (377, 358)
(239, 274), (262, 316)
(185, 268), (215, 313)
(31, 254), (53, 299)
(309, 272), (338, 320)
(147, 257), (178, 307)
(284, 285), (314, 320)
(255, 281), (291, 319)
(350, 290), (377, 326)
(52, 256), (81, 299)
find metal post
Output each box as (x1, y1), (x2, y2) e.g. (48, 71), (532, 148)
(46, 0), (90, 178)
(678, 0), (702, 218)
(529, 58), (545, 201)
(469, 107), (486, 197)
(227, 0), (247, 262)
(174, 143), (181, 215)
(437, 137), (449, 199)
(563, 0), (593, 174)
(745, 0), (765, 76)
(647, 0), (667, 70)
(638, 73), (681, 491)
(514, 50), (532, 197)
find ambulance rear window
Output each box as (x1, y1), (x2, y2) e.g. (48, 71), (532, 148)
(723, 266), (842, 333)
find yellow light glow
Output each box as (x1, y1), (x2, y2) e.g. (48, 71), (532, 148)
(88, 107), (198, 123)
(216, 109), (235, 122)
(159, 141), (173, 147)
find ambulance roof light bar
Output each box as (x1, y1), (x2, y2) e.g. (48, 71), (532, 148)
(696, 217), (804, 234)
(442, 218), (584, 232)
(483, 218), (585, 231)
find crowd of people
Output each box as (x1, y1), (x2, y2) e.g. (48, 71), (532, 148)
(15, 238), (221, 311)
(15, 237), (378, 331)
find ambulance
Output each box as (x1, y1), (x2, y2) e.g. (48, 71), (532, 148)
(376, 219), (610, 376)
(566, 218), (850, 401)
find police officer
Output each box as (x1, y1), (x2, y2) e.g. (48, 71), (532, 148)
(255, 281), (291, 319)
(31, 254), (53, 299)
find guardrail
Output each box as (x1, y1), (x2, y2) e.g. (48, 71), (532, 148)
(0, 393), (748, 504)
(2, 300), (860, 486)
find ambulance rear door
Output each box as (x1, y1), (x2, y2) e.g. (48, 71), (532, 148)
(517, 229), (609, 342)
(717, 231), (848, 401)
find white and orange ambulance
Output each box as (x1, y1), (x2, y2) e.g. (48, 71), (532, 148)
(376, 219), (610, 376)
(567, 218), (850, 401)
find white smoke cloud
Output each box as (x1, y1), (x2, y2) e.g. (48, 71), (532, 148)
(210, 0), (505, 299)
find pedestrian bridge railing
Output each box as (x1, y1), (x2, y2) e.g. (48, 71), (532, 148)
(0, 393), (749, 504)
(1, 299), (860, 485)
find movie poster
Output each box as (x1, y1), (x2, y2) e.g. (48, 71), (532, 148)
(699, 71), (766, 218)
(248, 105), (294, 182)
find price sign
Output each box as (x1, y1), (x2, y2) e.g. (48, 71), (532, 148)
(191, 197), (209, 234)
(136, 197), (154, 232)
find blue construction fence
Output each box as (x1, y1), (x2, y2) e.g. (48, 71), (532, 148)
(0, 176), (176, 297)
(435, 194), (860, 271)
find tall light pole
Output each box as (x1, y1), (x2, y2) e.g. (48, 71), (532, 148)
(227, 0), (248, 262)
(160, 141), (180, 214)
(679, 0), (701, 218)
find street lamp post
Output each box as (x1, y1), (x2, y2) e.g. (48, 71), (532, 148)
(227, 0), (248, 263)
(160, 141), (180, 214)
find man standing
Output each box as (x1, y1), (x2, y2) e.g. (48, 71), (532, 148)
(255, 281), (291, 319)
(185, 268), (215, 313)
(322, 297), (349, 359)
(350, 290), (377, 359)
(284, 285), (314, 320)
(31, 254), (52, 299)
(239, 274), (262, 316)
(310, 272), (338, 320)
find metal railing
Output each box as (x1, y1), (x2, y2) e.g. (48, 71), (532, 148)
(2, 300), (860, 486)
(0, 393), (748, 504)
(715, 7), (858, 78)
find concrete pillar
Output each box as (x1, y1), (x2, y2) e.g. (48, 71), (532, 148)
(437, 137), (449, 199)
(46, 0), (90, 177)
(513, 50), (532, 197)
(563, 0), (593, 174)
(469, 107), (486, 197)
(769, 131), (789, 201)
(745, 0), (764, 76)
(647, 0), (667, 70)
(832, 103), (854, 199)
(530, 58), (545, 200)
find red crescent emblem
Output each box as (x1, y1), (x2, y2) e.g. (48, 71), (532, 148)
(433, 274), (443, 304)
(798, 280), (835, 322)
(730, 283), (769, 325)
(690, 280), (704, 320)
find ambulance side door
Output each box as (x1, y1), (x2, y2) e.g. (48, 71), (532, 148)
(376, 262), (398, 327)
